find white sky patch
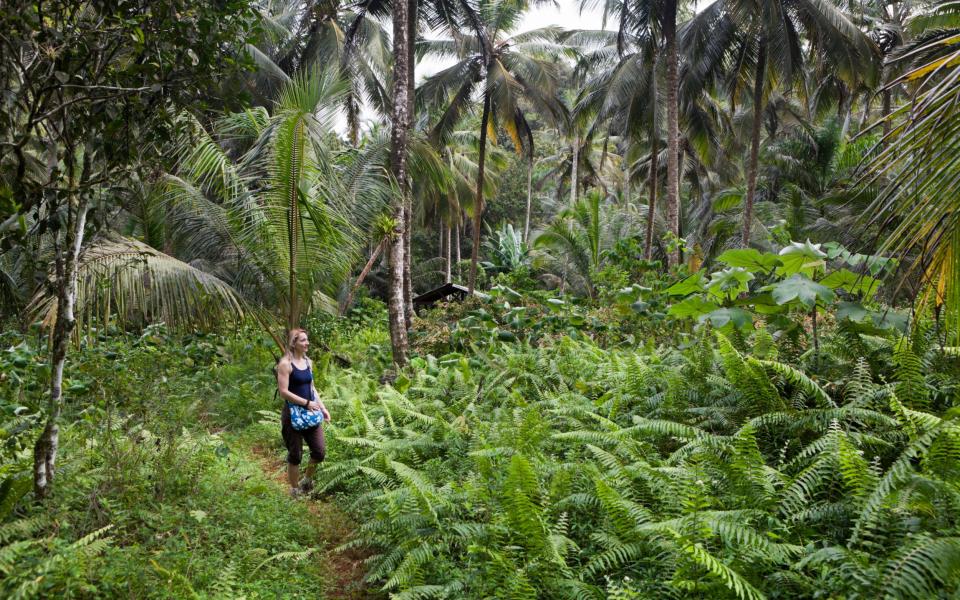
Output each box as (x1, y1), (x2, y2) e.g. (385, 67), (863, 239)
(417, 0), (613, 80)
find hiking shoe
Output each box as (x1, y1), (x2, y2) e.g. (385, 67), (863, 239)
(289, 487), (303, 499)
(299, 477), (314, 494)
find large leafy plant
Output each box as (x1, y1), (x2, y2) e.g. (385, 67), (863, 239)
(665, 241), (901, 341)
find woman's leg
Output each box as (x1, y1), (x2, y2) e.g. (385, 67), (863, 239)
(302, 424), (327, 482)
(281, 405), (304, 493)
(287, 464), (300, 489)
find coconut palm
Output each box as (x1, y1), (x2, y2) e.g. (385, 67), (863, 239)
(28, 68), (392, 344)
(864, 1), (960, 333)
(418, 0), (568, 293)
(534, 190), (642, 297)
(245, 0), (393, 144)
(683, 0), (880, 248)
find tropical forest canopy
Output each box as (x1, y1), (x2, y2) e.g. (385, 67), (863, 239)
(3, 0), (960, 598)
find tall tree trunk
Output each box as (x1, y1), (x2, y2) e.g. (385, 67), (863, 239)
(524, 154), (533, 242)
(287, 118), (306, 331)
(569, 135), (579, 207)
(839, 92), (853, 140)
(857, 91), (872, 130)
(741, 41), (767, 248)
(445, 224), (452, 283)
(34, 194), (89, 499)
(402, 0), (418, 331)
(455, 221), (461, 273)
(645, 53), (659, 261)
(438, 216), (444, 262)
(340, 238), (386, 315)
(664, 3), (681, 267)
(387, 0), (412, 366)
(623, 149), (631, 206)
(468, 92), (491, 293)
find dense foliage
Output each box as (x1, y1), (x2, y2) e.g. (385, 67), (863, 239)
(6, 0), (960, 598)
(312, 273), (960, 599)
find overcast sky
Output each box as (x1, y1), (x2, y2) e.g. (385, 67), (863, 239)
(417, 0), (614, 79)
(519, 0), (612, 32)
(417, 0), (710, 78)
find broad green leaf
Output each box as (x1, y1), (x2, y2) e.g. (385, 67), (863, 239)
(837, 301), (871, 322)
(669, 296), (720, 318)
(845, 253), (897, 277)
(716, 249), (781, 274)
(712, 189), (743, 212)
(490, 285), (523, 302)
(699, 308), (754, 331)
(615, 286), (643, 306)
(873, 309), (909, 332)
(706, 267), (755, 300)
(822, 241), (850, 261)
(770, 274), (835, 308)
(665, 272), (706, 296)
(819, 268), (881, 297)
(777, 240), (827, 276)
(739, 292), (787, 315)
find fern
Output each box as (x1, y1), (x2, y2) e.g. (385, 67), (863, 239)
(894, 335), (930, 409)
(880, 536), (960, 599)
(716, 334), (783, 414)
(676, 537), (766, 600)
(755, 359), (836, 408)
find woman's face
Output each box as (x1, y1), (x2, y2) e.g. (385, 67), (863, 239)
(294, 333), (309, 354)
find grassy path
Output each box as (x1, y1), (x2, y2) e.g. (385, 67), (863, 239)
(245, 441), (375, 600)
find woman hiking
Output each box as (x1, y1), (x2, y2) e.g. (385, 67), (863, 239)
(276, 328), (331, 497)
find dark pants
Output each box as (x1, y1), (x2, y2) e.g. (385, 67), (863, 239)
(281, 403), (326, 465)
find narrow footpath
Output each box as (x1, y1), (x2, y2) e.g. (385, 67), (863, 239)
(248, 444), (378, 600)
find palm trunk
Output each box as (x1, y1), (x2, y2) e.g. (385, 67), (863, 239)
(468, 92), (491, 293)
(402, 0), (418, 331)
(455, 222), (461, 273)
(438, 217), (444, 262)
(645, 52), (659, 261)
(741, 41), (767, 248)
(387, 0), (412, 366)
(341, 238), (386, 315)
(569, 136), (579, 207)
(34, 195), (89, 499)
(840, 93), (853, 140)
(524, 154), (533, 243)
(403, 203), (413, 329)
(664, 3), (681, 267)
(623, 149), (631, 206)
(857, 91), (872, 130)
(445, 225), (452, 283)
(287, 119), (306, 330)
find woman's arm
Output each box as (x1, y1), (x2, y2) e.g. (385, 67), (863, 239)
(276, 360), (318, 409)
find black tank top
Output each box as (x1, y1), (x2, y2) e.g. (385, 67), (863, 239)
(288, 361), (315, 404)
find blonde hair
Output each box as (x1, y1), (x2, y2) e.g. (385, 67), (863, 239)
(284, 328), (309, 361)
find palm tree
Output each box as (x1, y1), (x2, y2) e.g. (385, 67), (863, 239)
(29, 68), (391, 342)
(865, 2), (960, 333)
(534, 190), (642, 297)
(570, 19), (661, 260)
(418, 0), (567, 293)
(683, 0), (879, 248)
(245, 0), (392, 143)
(387, 0), (416, 366)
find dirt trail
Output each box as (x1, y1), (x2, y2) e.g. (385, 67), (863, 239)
(248, 445), (377, 600)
